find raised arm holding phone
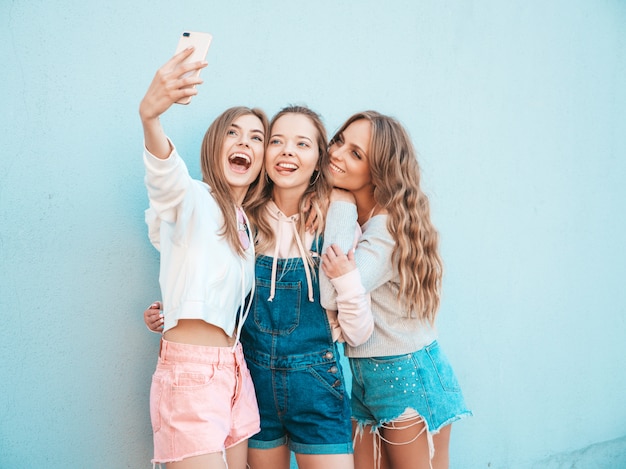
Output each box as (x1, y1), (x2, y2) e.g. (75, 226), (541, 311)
(139, 43), (268, 469)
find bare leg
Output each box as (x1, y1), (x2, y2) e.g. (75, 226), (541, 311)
(353, 422), (390, 469)
(166, 452), (227, 469)
(381, 416), (430, 469)
(247, 445), (291, 469)
(226, 440), (250, 469)
(431, 426), (451, 469)
(382, 418), (453, 469)
(296, 452), (354, 469)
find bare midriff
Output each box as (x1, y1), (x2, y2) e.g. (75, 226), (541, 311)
(163, 319), (235, 347)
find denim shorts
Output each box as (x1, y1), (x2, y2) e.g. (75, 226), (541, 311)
(350, 341), (471, 434)
(150, 340), (260, 464)
(242, 251), (353, 455)
(245, 345), (353, 455)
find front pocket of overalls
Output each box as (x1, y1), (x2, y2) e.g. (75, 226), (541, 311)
(254, 277), (301, 334)
(307, 362), (346, 401)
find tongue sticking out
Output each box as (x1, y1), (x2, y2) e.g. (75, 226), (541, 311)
(276, 162), (298, 173)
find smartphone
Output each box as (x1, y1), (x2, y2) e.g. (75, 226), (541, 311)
(174, 31), (213, 104)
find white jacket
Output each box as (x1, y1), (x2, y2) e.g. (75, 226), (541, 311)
(143, 144), (255, 342)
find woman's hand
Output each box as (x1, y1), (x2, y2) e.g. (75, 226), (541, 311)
(321, 244), (356, 279)
(144, 301), (164, 334)
(139, 49), (208, 158)
(329, 188), (356, 204)
(139, 48), (208, 122)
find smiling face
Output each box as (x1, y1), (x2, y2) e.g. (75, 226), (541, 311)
(220, 114), (266, 201)
(328, 118), (373, 196)
(265, 113), (320, 195)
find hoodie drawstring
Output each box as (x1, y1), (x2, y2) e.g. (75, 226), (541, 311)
(267, 209), (314, 303)
(232, 209), (255, 351)
(292, 222), (314, 303)
(268, 215), (281, 302)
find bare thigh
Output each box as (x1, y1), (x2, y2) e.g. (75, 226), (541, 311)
(431, 426), (451, 469)
(166, 440), (249, 469)
(247, 445), (291, 469)
(295, 452), (354, 469)
(226, 440), (250, 469)
(383, 419), (452, 469)
(353, 422), (390, 469)
(353, 419), (452, 469)
(166, 452), (226, 469)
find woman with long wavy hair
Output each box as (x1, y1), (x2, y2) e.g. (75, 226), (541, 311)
(320, 111), (472, 469)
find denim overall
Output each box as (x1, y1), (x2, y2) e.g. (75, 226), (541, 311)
(240, 238), (353, 454)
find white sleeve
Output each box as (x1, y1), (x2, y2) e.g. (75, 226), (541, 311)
(320, 201), (359, 310)
(143, 141), (200, 248)
(320, 201), (375, 346)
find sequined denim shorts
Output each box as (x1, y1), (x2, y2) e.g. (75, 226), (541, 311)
(350, 341), (472, 433)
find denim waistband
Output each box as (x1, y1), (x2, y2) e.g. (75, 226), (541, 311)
(159, 338), (243, 365)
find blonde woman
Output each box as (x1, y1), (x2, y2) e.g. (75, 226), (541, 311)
(139, 49), (268, 468)
(320, 111), (471, 469)
(241, 106), (367, 469)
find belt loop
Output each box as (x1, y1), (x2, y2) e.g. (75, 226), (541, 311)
(233, 343), (240, 364)
(159, 337), (165, 359)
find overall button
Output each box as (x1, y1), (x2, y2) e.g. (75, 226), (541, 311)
(324, 351), (334, 359)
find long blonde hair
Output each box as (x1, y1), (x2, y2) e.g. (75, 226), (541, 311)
(246, 105), (332, 260)
(332, 111), (443, 323)
(200, 106), (269, 257)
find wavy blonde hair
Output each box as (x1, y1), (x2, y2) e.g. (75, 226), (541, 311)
(200, 106), (269, 257)
(331, 111), (443, 323)
(245, 105), (332, 262)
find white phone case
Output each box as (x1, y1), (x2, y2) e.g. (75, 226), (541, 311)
(174, 31), (213, 104)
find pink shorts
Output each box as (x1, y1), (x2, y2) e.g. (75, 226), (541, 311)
(150, 339), (260, 464)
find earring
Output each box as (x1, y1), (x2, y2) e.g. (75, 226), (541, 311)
(309, 170), (320, 186)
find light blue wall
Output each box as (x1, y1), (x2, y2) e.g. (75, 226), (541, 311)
(1, 1), (625, 467)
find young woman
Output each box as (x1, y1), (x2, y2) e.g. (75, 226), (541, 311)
(320, 111), (472, 469)
(241, 106), (370, 469)
(139, 48), (269, 469)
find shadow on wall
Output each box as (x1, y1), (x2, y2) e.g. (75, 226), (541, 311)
(525, 435), (626, 469)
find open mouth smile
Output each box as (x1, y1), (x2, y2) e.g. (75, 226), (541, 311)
(229, 152), (252, 173)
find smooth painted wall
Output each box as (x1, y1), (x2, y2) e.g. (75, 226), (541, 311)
(1, 1), (625, 467)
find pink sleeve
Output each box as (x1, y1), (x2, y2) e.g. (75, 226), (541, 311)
(327, 268), (373, 346)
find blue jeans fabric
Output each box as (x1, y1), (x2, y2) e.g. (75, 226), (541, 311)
(241, 252), (353, 455)
(350, 341), (472, 433)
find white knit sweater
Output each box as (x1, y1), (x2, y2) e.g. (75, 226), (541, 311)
(320, 201), (438, 358)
